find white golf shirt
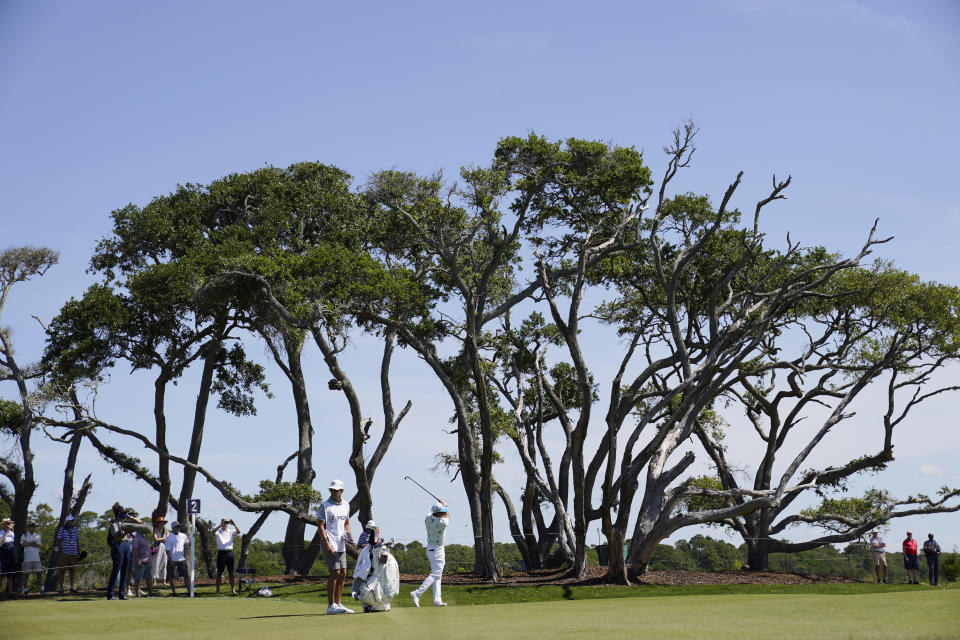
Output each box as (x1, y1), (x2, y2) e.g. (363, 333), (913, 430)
(215, 527), (237, 551)
(21, 531), (42, 563)
(167, 531), (188, 562)
(318, 497), (350, 553)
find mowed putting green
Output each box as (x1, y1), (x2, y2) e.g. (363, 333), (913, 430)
(6, 588), (958, 640)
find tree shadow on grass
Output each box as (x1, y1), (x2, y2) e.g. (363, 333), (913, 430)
(239, 614), (326, 620)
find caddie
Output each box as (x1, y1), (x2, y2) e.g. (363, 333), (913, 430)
(318, 479), (354, 614)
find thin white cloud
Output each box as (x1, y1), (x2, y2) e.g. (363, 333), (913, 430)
(920, 464), (948, 478)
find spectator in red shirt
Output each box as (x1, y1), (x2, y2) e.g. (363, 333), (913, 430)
(902, 531), (919, 584)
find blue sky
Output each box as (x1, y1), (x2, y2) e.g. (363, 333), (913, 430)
(2, 1), (959, 556)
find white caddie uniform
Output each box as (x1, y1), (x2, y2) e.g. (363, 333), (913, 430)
(318, 498), (350, 553)
(413, 513), (448, 604)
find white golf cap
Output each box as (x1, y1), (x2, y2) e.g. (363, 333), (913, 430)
(65, 515), (75, 521)
(432, 502), (448, 514)
(329, 479), (344, 491)
(365, 520), (376, 529)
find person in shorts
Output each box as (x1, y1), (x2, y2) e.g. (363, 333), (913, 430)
(20, 521), (44, 595)
(131, 529), (153, 597)
(318, 479), (353, 614)
(54, 515), (81, 594)
(214, 518), (242, 595)
(869, 530), (887, 583)
(166, 521), (191, 596)
(902, 531), (920, 584)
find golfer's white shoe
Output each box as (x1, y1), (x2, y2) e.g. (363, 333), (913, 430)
(337, 603), (355, 613)
(433, 601), (447, 607)
(411, 591), (420, 607)
(327, 604), (343, 614)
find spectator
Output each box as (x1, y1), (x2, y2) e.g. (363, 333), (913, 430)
(411, 501), (449, 608)
(869, 529), (887, 584)
(0, 518), (16, 596)
(214, 518), (242, 595)
(166, 521), (191, 596)
(922, 533), (941, 586)
(902, 530), (920, 584)
(20, 521), (44, 595)
(105, 503), (149, 600)
(131, 529), (153, 597)
(318, 479), (354, 614)
(151, 513), (170, 586)
(54, 515), (81, 594)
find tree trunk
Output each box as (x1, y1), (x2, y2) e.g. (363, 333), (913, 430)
(603, 522), (630, 585)
(177, 315), (228, 522)
(495, 483), (532, 570)
(280, 334), (314, 574)
(194, 518), (217, 578)
(297, 528), (325, 574)
(44, 433), (85, 591)
(466, 331), (501, 581)
(238, 510), (273, 570)
(521, 481), (542, 570)
(154, 373), (172, 516)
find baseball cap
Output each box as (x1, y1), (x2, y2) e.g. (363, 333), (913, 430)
(170, 521), (181, 529)
(65, 515), (75, 521)
(432, 502), (448, 514)
(329, 479), (344, 491)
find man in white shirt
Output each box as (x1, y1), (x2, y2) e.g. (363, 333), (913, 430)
(318, 479), (353, 614)
(166, 521), (191, 596)
(869, 530), (888, 584)
(411, 501), (449, 608)
(21, 521), (44, 595)
(215, 518), (242, 595)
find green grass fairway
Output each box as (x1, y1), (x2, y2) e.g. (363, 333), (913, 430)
(6, 587), (958, 640)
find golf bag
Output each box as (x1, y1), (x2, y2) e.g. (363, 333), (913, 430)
(352, 542), (400, 612)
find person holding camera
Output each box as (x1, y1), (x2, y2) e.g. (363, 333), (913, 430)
(215, 518), (242, 595)
(105, 503), (150, 600)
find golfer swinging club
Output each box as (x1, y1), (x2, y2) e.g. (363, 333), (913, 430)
(411, 500), (449, 607)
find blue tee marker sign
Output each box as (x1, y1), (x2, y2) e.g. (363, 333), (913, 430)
(187, 499), (201, 514)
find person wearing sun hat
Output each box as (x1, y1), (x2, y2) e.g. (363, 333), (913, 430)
(151, 512), (170, 586)
(20, 521), (44, 595)
(318, 479), (354, 614)
(0, 518), (16, 596)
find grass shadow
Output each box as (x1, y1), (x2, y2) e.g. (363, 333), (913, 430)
(239, 613), (326, 620)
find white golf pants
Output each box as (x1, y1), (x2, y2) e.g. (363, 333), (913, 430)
(414, 546), (445, 604)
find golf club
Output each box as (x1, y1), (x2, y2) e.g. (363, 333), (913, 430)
(403, 475), (442, 502)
